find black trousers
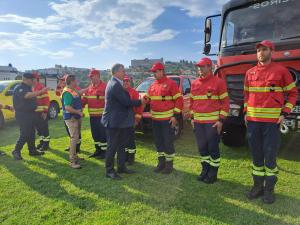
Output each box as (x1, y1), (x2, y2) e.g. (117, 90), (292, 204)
(194, 123), (221, 168)
(35, 112), (50, 142)
(152, 120), (175, 161)
(90, 116), (107, 151)
(105, 127), (129, 173)
(14, 112), (36, 152)
(247, 121), (280, 183)
(125, 127), (136, 154)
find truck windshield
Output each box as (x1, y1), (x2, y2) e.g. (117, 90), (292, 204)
(221, 0), (300, 48)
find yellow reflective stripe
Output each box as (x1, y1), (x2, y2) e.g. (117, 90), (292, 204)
(157, 152), (165, 157)
(194, 111), (219, 121)
(165, 153), (175, 161)
(252, 164), (265, 176)
(244, 103), (248, 108)
(35, 106), (48, 112)
(247, 107), (281, 113)
(219, 92), (228, 99)
(84, 96), (105, 99)
(88, 108), (104, 113)
(127, 148), (136, 153)
(247, 112), (280, 119)
(192, 95), (219, 100)
(209, 157), (221, 167)
(149, 96), (173, 100)
(151, 109), (174, 119)
(265, 166), (279, 176)
(174, 107), (181, 113)
(244, 86), (249, 91)
(283, 82), (296, 91)
(200, 155), (210, 163)
(248, 86), (283, 92)
(36, 94), (48, 99)
(285, 102), (294, 109)
(220, 110), (228, 117)
(173, 93), (182, 100)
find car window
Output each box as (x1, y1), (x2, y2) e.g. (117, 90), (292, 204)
(136, 78), (155, 93)
(182, 78), (191, 94)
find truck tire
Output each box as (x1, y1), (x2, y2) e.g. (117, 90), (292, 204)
(221, 123), (246, 147)
(0, 111), (4, 129)
(48, 102), (59, 119)
(174, 117), (183, 139)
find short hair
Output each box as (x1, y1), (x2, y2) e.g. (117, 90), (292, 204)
(66, 75), (76, 85)
(111, 63), (124, 75)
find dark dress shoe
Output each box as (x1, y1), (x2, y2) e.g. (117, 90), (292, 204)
(117, 167), (135, 174)
(12, 150), (23, 160)
(106, 172), (122, 180)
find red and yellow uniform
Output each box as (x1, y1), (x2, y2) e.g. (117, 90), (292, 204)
(191, 73), (229, 123)
(244, 62), (297, 122)
(32, 73), (50, 150)
(147, 62), (183, 174)
(82, 69), (107, 158)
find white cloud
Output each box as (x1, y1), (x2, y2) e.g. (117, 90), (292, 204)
(0, 0), (229, 54)
(40, 50), (74, 59)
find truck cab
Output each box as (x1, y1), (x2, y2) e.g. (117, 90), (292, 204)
(203, 0), (300, 146)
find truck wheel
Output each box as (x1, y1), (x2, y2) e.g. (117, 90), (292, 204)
(222, 123), (246, 147)
(174, 117), (183, 139)
(0, 111), (4, 129)
(48, 102), (59, 119)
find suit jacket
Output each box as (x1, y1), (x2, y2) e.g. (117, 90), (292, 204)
(101, 76), (141, 128)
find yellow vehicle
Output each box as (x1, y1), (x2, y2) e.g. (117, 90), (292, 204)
(0, 80), (61, 128)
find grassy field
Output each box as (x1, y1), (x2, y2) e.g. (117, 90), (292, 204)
(0, 116), (299, 225)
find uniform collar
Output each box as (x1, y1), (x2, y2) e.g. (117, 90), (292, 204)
(113, 76), (123, 85)
(156, 76), (168, 83)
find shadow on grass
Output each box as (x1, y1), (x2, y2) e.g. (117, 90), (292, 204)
(3, 147), (296, 225)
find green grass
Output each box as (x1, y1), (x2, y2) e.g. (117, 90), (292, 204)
(0, 117), (300, 225)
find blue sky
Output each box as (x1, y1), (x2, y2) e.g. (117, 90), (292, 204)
(0, 0), (227, 71)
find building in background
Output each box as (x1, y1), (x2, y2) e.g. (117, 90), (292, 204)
(0, 64), (20, 80)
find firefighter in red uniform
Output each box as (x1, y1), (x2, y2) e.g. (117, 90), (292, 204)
(147, 62), (183, 174)
(244, 40), (298, 204)
(123, 75), (143, 165)
(56, 74), (84, 153)
(82, 69), (107, 159)
(33, 72), (51, 151)
(190, 58), (229, 184)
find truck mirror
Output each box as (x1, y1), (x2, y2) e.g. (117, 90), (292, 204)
(205, 18), (212, 44)
(203, 44), (211, 55)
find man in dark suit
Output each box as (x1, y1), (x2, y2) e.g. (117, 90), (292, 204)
(102, 63), (147, 180)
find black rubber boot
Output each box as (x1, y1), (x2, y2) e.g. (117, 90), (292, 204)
(36, 140), (43, 150)
(197, 162), (210, 181)
(127, 153), (135, 165)
(161, 161), (174, 174)
(154, 156), (166, 173)
(12, 150), (22, 160)
(40, 141), (49, 151)
(203, 166), (218, 184)
(262, 177), (277, 204)
(247, 175), (265, 200)
(29, 149), (45, 156)
(89, 145), (102, 158)
(125, 151), (129, 162)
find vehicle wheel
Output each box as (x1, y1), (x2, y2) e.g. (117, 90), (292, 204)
(174, 117), (183, 139)
(222, 122), (246, 147)
(0, 111), (4, 129)
(48, 102), (59, 119)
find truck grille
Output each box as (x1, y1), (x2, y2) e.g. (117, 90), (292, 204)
(226, 74), (245, 104)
